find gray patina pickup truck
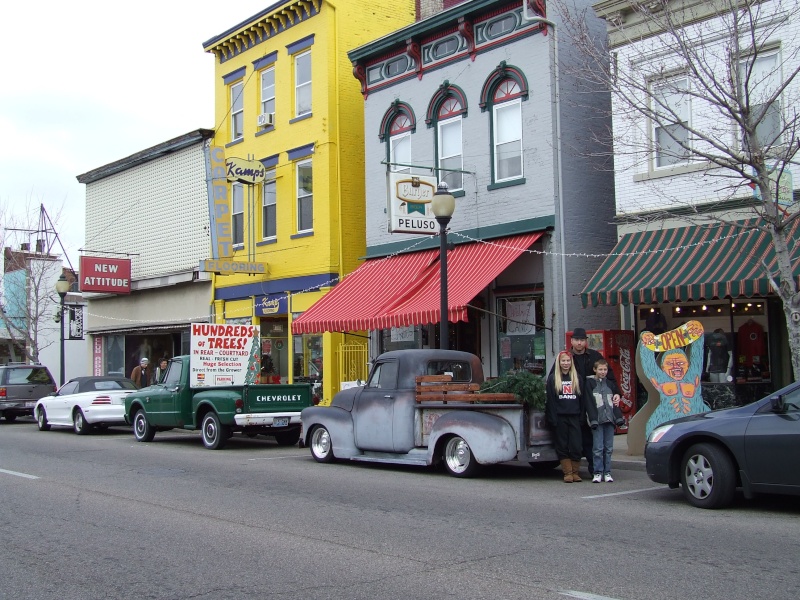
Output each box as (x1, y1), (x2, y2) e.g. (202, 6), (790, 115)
(300, 349), (556, 477)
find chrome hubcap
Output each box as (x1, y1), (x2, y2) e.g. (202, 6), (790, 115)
(445, 437), (471, 474)
(685, 454), (713, 499)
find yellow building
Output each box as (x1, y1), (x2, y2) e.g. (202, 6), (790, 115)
(202, 0), (414, 403)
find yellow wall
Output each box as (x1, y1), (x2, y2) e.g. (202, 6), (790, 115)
(203, 0), (414, 393)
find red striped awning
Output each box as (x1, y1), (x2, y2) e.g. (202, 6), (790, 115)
(291, 232), (543, 334)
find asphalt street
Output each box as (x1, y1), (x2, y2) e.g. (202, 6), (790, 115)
(1, 419), (798, 600)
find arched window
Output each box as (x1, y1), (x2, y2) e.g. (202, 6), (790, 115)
(379, 101), (417, 173)
(480, 63), (528, 184)
(426, 83), (468, 191)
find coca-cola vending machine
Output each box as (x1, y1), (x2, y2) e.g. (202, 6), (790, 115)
(566, 329), (638, 431)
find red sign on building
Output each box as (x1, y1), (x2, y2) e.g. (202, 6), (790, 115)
(79, 256), (132, 294)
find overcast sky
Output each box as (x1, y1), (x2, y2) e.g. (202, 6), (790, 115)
(1, 1), (271, 267)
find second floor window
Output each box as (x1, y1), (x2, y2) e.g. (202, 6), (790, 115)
(231, 81), (244, 141)
(739, 51), (782, 151)
(295, 51), (312, 116)
(297, 160), (313, 232)
(437, 98), (463, 190)
(652, 77), (690, 168)
(389, 113), (412, 174)
(493, 80), (523, 182)
(261, 67), (275, 121)
(263, 175), (276, 239)
(232, 184), (244, 245)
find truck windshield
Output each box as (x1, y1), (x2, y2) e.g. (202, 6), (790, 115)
(164, 362), (183, 386)
(426, 361), (471, 382)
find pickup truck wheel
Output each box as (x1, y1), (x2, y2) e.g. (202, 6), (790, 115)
(201, 412), (229, 450)
(443, 436), (480, 478)
(310, 426), (335, 463)
(680, 442), (736, 509)
(36, 407), (51, 431)
(133, 409), (156, 442)
(274, 430), (301, 446)
(73, 408), (92, 435)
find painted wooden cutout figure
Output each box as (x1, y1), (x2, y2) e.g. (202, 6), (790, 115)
(639, 320), (709, 439)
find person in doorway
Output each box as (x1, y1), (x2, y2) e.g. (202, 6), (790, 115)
(546, 351), (590, 483)
(585, 358), (619, 483)
(568, 328), (621, 477)
(131, 357), (152, 388)
(154, 357), (169, 383)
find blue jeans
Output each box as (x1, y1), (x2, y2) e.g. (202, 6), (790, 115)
(592, 423), (615, 475)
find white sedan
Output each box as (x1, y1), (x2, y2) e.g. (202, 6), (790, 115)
(34, 376), (137, 434)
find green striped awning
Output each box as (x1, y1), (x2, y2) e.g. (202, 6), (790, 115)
(581, 219), (800, 307)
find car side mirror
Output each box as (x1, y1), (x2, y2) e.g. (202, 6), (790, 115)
(48, 391), (57, 397)
(770, 395), (785, 413)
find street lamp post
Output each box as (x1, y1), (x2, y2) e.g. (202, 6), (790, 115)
(431, 183), (456, 350)
(55, 274), (69, 387)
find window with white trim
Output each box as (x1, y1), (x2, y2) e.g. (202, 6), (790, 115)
(389, 114), (412, 174)
(437, 98), (463, 190)
(263, 173), (276, 239)
(297, 160), (313, 232)
(232, 184), (244, 245)
(493, 80), (522, 182)
(231, 81), (244, 141)
(261, 67), (275, 122)
(295, 50), (312, 117)
(652, 76), (690, 168)
(739, 50), (782, 150)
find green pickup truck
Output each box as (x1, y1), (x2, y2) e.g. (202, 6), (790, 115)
(124, 355), (312, 449)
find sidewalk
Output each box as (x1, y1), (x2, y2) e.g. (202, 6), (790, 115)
(609, 433), (646, 472)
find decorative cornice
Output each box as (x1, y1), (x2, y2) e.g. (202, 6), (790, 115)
(203, 0), (321, 64)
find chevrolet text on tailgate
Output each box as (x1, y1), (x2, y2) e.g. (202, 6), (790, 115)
(124, 356), (312, 449)
(300, 349), (556, 477)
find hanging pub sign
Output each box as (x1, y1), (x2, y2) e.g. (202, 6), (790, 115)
(79, 256), (131, 294)
(386, 172), (439, 234)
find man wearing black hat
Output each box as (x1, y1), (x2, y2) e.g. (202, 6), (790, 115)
(568, 328), (621, 476)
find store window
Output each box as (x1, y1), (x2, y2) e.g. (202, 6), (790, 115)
(293, 334), (322, 402)
(379, 326), (421, 353)
(260, 318), (289, 383)
(496, 295), (545, 375)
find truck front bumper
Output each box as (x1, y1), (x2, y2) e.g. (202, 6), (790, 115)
(233, 413), (301, 427)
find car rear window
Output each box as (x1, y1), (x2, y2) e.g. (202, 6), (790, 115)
(93, 380), (137, 391)
(7, 367), (55, 385)
(426, 361), (472, 382)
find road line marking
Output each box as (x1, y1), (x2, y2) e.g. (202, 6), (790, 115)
(582, 486), (663, 499)
(0, 468), (39, 480)
(247, 455), (306, 461)
(560, 591), (622, 600)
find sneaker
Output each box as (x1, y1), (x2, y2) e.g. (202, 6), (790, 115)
(604, 473), (613, 483)
(592, 473), (602, 483)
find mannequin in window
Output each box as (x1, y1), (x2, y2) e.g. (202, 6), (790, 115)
(705, 329), (732, 383)
(645, 310), (668, 335)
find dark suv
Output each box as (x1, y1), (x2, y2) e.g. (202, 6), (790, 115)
(0, 363), (57, 421)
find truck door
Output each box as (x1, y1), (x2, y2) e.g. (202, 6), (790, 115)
(148, 360), (183, 427)
(353, 359), (398, 452)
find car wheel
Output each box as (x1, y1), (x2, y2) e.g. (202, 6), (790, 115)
(36, 407), (51, 432)
(73, 409), (92, 435)
(133, 409), (156, 442)
(309, 426), (335, 463)
(201, 412), (229, 450)
(274, 430), (301, 446)
(443, 435), (480, 478)
(680, 443), (736, 509)
(5, 414), (17, 422)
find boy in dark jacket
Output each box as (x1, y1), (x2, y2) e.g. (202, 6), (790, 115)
(585, 358), (619, 482)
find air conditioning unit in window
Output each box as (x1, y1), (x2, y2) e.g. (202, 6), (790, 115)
(257, 112), (275, 127)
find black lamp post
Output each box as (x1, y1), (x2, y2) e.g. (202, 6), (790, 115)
(431, 182), (456, 350)
(55, 274), (69, 386)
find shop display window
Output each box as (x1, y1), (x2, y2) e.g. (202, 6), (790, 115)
(496, 294), (545, 375)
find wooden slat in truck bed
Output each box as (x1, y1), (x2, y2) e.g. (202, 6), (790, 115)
(415, 375), (518, 403)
